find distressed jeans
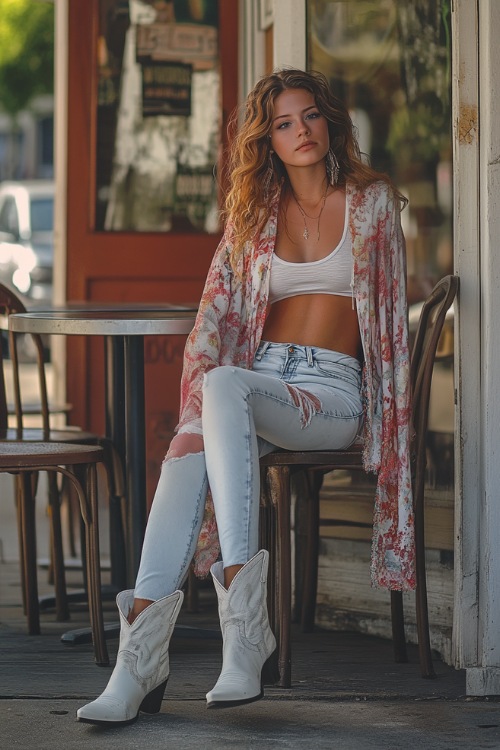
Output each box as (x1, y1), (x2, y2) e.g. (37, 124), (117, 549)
(134, 342), (363, 601)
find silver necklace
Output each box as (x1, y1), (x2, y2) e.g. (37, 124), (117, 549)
(291, 183), (329, 241)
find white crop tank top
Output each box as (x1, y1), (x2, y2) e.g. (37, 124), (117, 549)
(268, 193), (353, 305)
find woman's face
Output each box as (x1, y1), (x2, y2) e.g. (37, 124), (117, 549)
(269, 88), (330, 172)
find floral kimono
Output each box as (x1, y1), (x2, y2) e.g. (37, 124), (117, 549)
(176, 180), (415, 592)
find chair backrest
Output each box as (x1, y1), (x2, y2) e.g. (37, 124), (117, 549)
(0, 318), (8, 430)
(410, 274), (459, 487)
(0, 282), (50, 434)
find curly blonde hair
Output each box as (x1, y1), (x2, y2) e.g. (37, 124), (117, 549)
(223, 68), (404, 261)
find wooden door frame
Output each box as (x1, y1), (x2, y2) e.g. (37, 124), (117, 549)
(63, 0), (238, 430)
(67, 0), (238, 295)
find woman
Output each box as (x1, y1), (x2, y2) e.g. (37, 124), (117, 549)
(77, 68), (414, 726)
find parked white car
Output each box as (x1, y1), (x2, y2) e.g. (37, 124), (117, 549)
(0, 180), (54, 306)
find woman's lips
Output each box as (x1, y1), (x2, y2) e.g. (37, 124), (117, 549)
(296, 141), (316, 151)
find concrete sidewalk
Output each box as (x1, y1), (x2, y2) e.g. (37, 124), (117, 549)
(4, 696), (500, 750)
(1, 558), (499, 750)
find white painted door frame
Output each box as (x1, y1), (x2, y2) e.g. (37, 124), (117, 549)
(454, 0), (500, 696)
(272, 0), (306, 70)
(238, 0), (306, 93)
(238, 0), (268, 99)
(452, 0), (480, 679)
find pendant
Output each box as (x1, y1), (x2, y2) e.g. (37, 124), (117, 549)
(303, 227), (309, 240)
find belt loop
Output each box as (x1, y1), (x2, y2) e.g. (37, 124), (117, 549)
(256, 340), (271, 360)
(306, 347), (314, 367)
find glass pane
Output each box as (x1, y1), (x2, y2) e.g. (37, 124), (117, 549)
(96, 0), (222, 233)
(30, 198), (54, 233)
(307, 1), (454, 494)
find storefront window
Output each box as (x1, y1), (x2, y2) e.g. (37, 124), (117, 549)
(307, 0), (454, 491)
(95, 0), (221, 233)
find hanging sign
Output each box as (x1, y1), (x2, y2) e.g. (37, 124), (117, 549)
(174, 163), (215, 224)
(136, 23), (218, 70)
(141, 61), (192, 117)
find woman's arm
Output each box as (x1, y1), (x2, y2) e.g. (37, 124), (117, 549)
(176, 227), (236, 434)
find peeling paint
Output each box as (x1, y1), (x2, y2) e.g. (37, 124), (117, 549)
(458, 104), (478, 145)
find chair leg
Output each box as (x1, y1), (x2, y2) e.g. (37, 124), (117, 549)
(414, 484), (435, 678)
(47, 472), (70, 621)
(47, 483), (55, 586)
(267, 465), (292, 688)
(14, 475), (27, 615)
(259, 502), (280, 686)
(62, 476), (78, 559)
(86, 464), (108, 666)
(19, 472), (40, 635)
(100, 438), (127, 591)
(300, 470), (322, 633)
(75, 463), (108, 666)
(416, 584), (435, 678)
(390, 590), (408, 663)
(72, 464), (89, 595)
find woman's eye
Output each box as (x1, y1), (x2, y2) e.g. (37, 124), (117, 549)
(306, 111), (320, 120)
(277, 121), (291, 129)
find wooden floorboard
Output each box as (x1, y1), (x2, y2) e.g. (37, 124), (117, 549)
(0, 560), (466, 702)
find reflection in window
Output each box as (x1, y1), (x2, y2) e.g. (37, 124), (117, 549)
(0, 198), (19, 236)
(30, 199), (54, 233)
(96, 0), (221, 233)
(307, 0), (454, 490)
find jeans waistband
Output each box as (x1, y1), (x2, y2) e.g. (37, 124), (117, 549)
(255, 341), (361, 371)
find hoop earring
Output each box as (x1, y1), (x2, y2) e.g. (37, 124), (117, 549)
(263, 150), (275, 200)
(326, 148), (340, 186)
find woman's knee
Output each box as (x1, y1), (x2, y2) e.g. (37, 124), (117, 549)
(203, 365), (243, 405)
(164, 433), (204, 461)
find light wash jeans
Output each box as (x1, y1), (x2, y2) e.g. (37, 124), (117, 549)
(134, 342), (363, 600)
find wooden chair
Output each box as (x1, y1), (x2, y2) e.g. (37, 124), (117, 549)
(260, 274), (459, 688)
(0, 442), (108, 665)
(0, 284), (125, 621)
(0, 283), (72, 423)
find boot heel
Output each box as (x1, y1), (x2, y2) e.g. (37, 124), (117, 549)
(261, 650), (280, 686)
(139, 679), (168, 714)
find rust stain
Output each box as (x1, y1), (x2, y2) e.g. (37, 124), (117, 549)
(458, 104), (478, 145)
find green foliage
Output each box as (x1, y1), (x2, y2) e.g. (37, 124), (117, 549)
(387, 100), (451, 164)
(0, 0), (54, 117)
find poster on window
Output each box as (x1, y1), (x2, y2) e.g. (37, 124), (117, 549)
(136, 22), (217, 69)
(142, 61), (192, 116)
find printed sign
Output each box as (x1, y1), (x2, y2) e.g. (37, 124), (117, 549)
(141, 61), (192, 117)
(175, 164), (215, 214)
(136, 23), (218, 70)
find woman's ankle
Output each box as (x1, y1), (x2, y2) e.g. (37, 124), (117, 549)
(224, 564), (244, 589)
(127, 598), (154, 624)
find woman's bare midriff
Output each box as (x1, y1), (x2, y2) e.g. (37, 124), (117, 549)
(261, 293), (361, 360)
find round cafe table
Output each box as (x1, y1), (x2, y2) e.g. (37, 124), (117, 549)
(9, 305), (197, 588)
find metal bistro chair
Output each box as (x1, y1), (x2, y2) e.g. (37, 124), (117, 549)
(259, 274), (459, 688)
(0, 442), (108, 665)
(0, 285), (72, 423)
(0, 283), (125, 622)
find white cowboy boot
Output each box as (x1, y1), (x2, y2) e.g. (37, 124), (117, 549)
(206, 549), (276, 709)
(77, 588), (183, 726)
